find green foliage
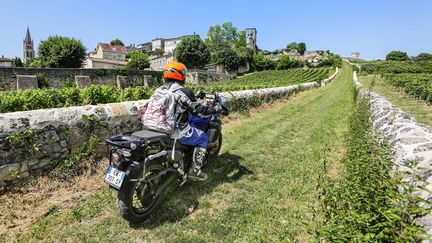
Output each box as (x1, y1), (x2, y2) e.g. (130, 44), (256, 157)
(414, 52), (432, 61)
(297, 43), (306, 55)
(6, 128), (41, 153)
(205, 22), (238, 53)
(321, 94), (427, 242)
(175, 36), (211, 69)
(386, 50), (410, 61)
(154, 48), (164, 57)
(0, 85), (124, 113)
(126, 51), (149, 70)
(253, 54), (276, 71)
(235, 30), (246, 48)
(319, 53), (342, 68)
(110, 39), (124, 46)
(191, 68), (329, 92)
(286, 42), (307, 55)
(79, 85), (120, 105)
(277, 55), (304, 69)
(27, 58), (42, 68)
(12, 57), (24, 67)
(38, 36), (86, 68)
(361, 61), (432, 74)
(235, 46), (254, 67)
(123, 86), (153, 101)
(383, 73), (432, 103)
(214, 47), (240, 72)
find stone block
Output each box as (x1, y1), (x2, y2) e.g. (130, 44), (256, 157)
(144, 75), (154, 87)
(16, 75), (38, 90)
(0, 163), (20, 180)
(75, 76), (91, 88)
(116, 75), (128, 89)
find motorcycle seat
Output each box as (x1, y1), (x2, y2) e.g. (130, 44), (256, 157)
(131, 130), (170, 142)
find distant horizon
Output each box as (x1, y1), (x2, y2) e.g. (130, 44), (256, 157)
(1, 0), (431, 61)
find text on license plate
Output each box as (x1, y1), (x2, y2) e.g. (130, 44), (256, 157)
(104, 166), (125, 189)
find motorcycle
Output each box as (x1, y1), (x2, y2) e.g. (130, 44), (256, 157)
(103, 92), (230, 224)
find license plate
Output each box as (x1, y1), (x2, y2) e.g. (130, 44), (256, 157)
(104, 166), (126, 190)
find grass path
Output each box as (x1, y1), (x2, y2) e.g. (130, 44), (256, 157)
(360, 74), (432, 126)
(10, 62), (354, 242)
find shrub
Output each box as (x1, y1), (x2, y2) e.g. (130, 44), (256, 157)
(386, 50), (410, 61)
(321, 94), (427, 241)
(253, 54), (276, 71)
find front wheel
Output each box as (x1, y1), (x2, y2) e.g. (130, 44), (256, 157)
(207, 133), (222, 164)
(117, 162), (167, 224)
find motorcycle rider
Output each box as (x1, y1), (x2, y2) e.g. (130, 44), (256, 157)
(162, 61), (222, 181)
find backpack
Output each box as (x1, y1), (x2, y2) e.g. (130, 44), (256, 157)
(140, 83), (183, 134)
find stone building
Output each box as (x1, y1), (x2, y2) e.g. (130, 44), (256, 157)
(351, 52), (360, 60)
(84, 42), (128, 69)
(149, 54), (174, 70)
(245, 28), (257, 52)
(0, 56), (12, 67)
(23, 27), (35, 64)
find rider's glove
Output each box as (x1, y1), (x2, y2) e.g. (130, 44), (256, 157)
(214, 104), (223, 113)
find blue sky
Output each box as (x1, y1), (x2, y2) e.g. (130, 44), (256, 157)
(1, 0), (431, 60)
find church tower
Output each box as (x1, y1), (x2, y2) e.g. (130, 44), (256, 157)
(245, 28), (257, 53)
(23, 27), (35, 64)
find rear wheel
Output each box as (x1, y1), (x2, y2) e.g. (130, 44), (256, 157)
(117, 162), (168, 224)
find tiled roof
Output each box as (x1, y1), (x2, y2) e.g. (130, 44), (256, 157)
(88, 57), (128, 65)
(98, 43), (127, 53)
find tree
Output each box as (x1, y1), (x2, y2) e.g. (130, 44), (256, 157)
(386, 51), (409, 61)
(235, 30), (246, 48)
(12, 57), (24, 67)
(253, 54), (276, 71)
(297, 42), (307, 55)
(205, 22), (238, 53)
(154, 48), (164, 57)
(236, 46), (254, 67)
(286, 42), (306, 55)
(27, 58), (42, 68)
(414, 52), (432, 61)
(38, 36), (86, 68)
(277, 55), (291, 70)
(215, 47), (240, 72)
(319, 53), (342, 68)
(277, 55), (304, 69)
(287, 42), (299, 51)
(110, 39), (124, 46)
(175, 36), (211, 69)
(126, 51), (149, 70)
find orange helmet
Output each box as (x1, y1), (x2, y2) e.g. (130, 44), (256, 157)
(163, 61), (187, 81)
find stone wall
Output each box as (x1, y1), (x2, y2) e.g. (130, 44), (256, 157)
(186, 71), (235, 85)
(355, 71), (432, 236)
(321, 67), (339, 86)
(0, 67), (163, 90)
(0, 80), (326, 188)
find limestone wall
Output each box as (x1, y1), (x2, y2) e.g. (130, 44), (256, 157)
(0, 67), (162, 90)
(355, 71), (432, 236)
(321, 67), (339, 86)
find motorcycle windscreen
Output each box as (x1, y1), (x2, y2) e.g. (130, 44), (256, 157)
(188, 114), (211, 132)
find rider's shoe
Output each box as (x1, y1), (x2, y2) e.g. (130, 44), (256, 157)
(188, 168), (208, 181)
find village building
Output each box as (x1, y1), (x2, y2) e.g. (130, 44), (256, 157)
(0, 56), (12, 67)
(84, 43), (128, 69)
